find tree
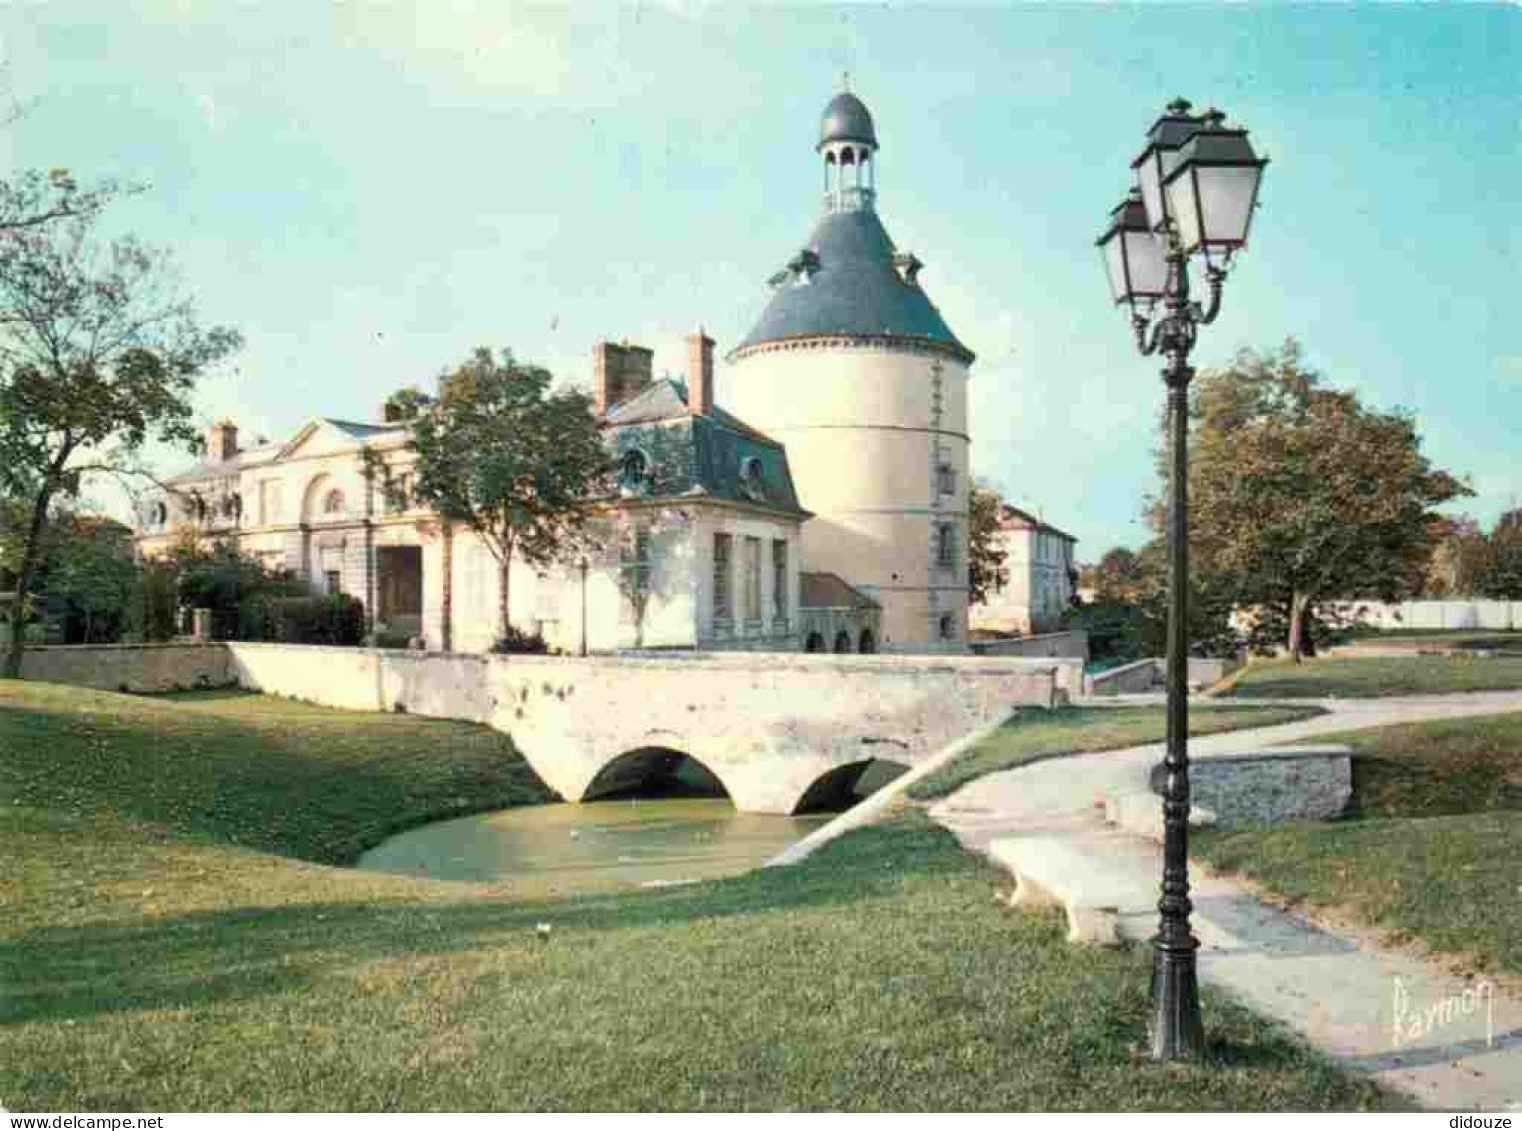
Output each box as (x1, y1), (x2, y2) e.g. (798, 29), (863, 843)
(967, 482), (1007, 607)
(1423, 514), (1488, 598)
(385, 349), (615, 637)
(1173, 339), (1470, 662)
(0, 183), (242, 676)
(1092, 546), (1146, 602)
(1474, 509), (1522, 599)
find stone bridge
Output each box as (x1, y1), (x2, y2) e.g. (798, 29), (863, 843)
(226, 644), (1081, 813)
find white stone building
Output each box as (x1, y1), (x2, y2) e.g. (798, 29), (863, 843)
(970, 505), (1079, 636)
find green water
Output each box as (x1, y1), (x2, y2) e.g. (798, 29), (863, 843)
(357, 798), (835, 899)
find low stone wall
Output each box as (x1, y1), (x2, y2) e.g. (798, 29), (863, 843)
(1085, 655), (1244, 696)
(226, 643), (495, 721)
(1149, 745), (1351, 829)
(970, 630), (1089, 663)
(16, 643), (233, 693)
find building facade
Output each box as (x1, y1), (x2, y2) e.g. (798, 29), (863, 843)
(970, 505), (1078, 636)
(726, 91), (974, 652)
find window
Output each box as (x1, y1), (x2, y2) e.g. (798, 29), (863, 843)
(772, 539), (788, 620)
(621, 522), (651, 599)
(936, 523), (957, 569)
(222, 494), (241, 520)
(712, 534), (732, 622)
(744, 536), (762, 622)
(324, 489), (345, 516)
(260, 480), (282, 525)
(384, 471), (411, 514)
(149, 501), (167, 528)
(741, 457), (766, 502)
(621, 450), (649, 495)
(325, 570), (342, 595)
(939, 612), (956, 641)
(937, 464), (956, 496)
(189, 493), (207, 523)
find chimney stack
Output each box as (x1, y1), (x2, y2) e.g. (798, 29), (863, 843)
(207, 419), (239, 463)
(593, 341), (655, 416)
(687, 328), (714, 416)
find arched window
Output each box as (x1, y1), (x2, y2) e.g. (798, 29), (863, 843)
(938, 613), (955, 641)
(805, 631), (825, 653)
(324, 489), (345, 516)
(741, 457), (766, 502)
(621, 449), (649, 495)
(833, 630), (852, 653)
(858, 629), (876, 654)
(190, 494), (207, 523)
(150, 501), (168, 528)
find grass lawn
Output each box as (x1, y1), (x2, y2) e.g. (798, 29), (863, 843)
(1225, 656), (1522, 699)
(0, 680), (1395, 1111)
(1345, 628), (1521, 644)
(1195, 711), (1522, 979)
(907, 704), (1326, 802)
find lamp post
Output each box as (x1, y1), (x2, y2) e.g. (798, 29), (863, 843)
(1096, 97), (1268, 1062)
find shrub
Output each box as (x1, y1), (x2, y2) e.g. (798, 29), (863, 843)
(490, 625), (550, 654)
(274, 594), (366, 646)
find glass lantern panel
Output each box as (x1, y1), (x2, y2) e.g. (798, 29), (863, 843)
(1101, 238), (1128, 304)
(1138, 148), (1181, 233)
(1123, 229), (1168, 299)
(1196, 164), (1261, 247)
(1164, 168), (1204, 254)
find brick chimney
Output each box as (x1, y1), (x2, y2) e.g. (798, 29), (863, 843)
(593, 341), (655, 416)
(687, 328), (715, 417)
(206, 419), (239, 463)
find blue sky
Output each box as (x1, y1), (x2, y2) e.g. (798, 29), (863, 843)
(5, 2), (1517, 557)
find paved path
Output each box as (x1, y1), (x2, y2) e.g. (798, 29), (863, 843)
(930, 690), (1522, 1112)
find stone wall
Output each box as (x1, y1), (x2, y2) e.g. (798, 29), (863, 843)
(1085, 654), (1243, 696)
(971, 630), (1088, 662)
(1149, 745), (1351, 829)
(16, 643), (232, 693)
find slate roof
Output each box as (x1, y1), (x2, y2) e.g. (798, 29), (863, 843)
(800, 571), (880, 610)
(1000, 504), (1078, 543)
(602, 379), (808, 518)
(734, 207), (972, 360)
(164, 418), (404, 484)
(819, 92), (878, 150)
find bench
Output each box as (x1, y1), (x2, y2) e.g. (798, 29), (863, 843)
(987, 837), (1139, 947)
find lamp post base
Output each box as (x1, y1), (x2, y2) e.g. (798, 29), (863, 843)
(1147, 934), (1205, 1061)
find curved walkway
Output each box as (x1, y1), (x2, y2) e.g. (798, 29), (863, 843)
(930, 690), (1522, 1112)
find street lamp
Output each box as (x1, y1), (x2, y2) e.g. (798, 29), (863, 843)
(1095, 98), (1268, 1062)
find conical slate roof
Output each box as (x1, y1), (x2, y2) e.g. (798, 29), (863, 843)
(734, 207), (972, 360)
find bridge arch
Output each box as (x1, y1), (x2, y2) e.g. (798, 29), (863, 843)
(793, 757), (911, 814)
(581, 745), (733, 803)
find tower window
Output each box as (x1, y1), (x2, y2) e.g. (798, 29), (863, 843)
(937, 464), (956, 496)
(936, 523), (957, 569)
(939, 613), (956, 641)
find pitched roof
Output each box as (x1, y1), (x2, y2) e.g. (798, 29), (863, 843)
(733, 207), (972, 360)
(800, 571), (880, 610)
(999, 504), (1078, 543)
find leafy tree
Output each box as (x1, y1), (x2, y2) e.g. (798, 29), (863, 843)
(1422, 515), (1488, 598)
(967, 482), (1007, 607)
(1475, 509), (1522, 599)
(0, 183), (241, 675)
(46, 514), (137, 643)
(1092, 546), (1146, 602)
(1170, 339), (1470, 662)
(380, 349), (615, 636)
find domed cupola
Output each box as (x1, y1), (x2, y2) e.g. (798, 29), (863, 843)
(818, 92), (878, 151)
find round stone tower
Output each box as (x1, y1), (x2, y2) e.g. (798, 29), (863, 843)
(726, 89), (974, 651)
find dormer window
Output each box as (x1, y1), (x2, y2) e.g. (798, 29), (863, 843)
(741, 457), (766, 502)
(620, 449), (650, 496)
(894, 251), (924, 285)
